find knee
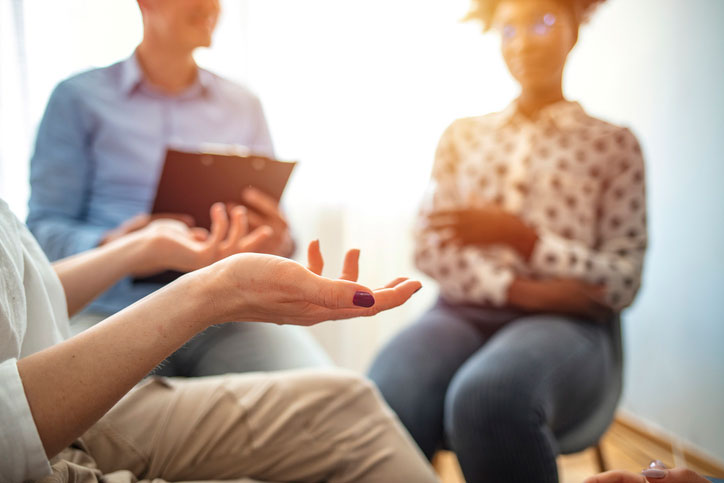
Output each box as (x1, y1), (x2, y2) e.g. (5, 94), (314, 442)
(368, 342), (428, 413)
(315, 370), (382, 408)
(444, 366), (542, 438)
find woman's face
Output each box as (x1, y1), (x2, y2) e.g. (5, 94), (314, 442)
(493, 0), (577, 92)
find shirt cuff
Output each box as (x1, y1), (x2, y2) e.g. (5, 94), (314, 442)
(466, 249), (515, 307)
(528, 230), (581, 279)
(0, 359), (52, 482)
(484, 266), (515, 307)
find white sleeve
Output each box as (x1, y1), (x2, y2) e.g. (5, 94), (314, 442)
(0, 358), (51, 483)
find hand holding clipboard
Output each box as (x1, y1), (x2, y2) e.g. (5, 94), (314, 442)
(136, 148), (297, 284)
(152, 149), (296, 229)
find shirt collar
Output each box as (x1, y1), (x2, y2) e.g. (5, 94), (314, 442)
(119, 51), (215, 99)
(495, 98), (585, 131)
(196, 68), (215, 95)
(119, 53), (144, 96)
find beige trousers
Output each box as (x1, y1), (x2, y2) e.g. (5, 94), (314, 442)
(38, 369), (439, 483)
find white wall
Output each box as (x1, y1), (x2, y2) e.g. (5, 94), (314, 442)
(566, 0), (724, 463)
(1, 0), (722, 463)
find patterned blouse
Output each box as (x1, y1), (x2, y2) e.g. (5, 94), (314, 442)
(414, 100), (647, 312)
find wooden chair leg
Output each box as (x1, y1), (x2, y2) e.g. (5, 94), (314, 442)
(594, 443), (608, 472)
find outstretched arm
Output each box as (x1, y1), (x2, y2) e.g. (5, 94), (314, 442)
(20, 240), (421, 459)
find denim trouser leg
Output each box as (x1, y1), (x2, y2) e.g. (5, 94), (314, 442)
(369, 300), (614, 483)
(445, 314), (613, 482)
(161, 322), (333, 376)
(368, 301), (487, 459)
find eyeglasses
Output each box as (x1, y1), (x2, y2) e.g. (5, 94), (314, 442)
(500, 13), (557, 43)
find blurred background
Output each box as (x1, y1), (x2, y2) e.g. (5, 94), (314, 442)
(1, 0), (722, 471)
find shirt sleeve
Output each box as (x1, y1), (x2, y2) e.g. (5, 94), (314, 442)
(26, 80), (107, 262)
(248, 94), (275, 159)
(414, 121), (516, 306)
(0, 359), (52, 483)
(528, 128), (648, 311)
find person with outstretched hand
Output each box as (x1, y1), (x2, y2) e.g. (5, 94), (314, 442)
(0, 200), (437, 483)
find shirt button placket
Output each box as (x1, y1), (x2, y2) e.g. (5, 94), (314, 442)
(506, 123), (534, 213)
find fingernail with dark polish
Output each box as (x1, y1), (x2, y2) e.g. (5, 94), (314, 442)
(353, 291), (375, 307)
(641, 469), (667, 479)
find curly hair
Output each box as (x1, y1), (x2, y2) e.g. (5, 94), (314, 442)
(464, 0), (607, 31)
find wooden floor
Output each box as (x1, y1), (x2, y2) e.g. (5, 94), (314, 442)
(434, 419), (724, 483)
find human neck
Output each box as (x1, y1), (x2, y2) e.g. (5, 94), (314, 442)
(517, 83), (565, 119)
(136, 37), (197, 95)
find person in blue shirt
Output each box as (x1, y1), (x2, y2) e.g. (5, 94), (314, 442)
(27, 0), (332, 374)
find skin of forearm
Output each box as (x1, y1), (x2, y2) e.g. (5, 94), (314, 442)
(52, 233), (149, 317)
(506, 277), (540, 310)
(506, 220), (539, 262)
(506, 277), (574, 313)
(16, 270), (211, 459)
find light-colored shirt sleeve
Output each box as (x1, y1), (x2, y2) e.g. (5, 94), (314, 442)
(1, 205), (54, 482)
(0, 359), (51, 483)
(414, 122), (515, 306)
(27, 80), (107, 261)
(528, 128), (647, 310)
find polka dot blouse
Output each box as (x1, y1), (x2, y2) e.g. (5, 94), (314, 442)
(414, 100), (647, 312)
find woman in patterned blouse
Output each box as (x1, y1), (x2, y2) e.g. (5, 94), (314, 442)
(369, 0), (647, 481)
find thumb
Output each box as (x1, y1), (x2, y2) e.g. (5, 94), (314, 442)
(301, 275), (376, 310)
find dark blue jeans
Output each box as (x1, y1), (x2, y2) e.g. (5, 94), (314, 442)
(369, 298), (615, 483)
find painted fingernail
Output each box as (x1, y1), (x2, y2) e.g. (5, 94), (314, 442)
(641, 469), (667, 478)
(353, 291), (375, 307)
(649, 460), (667, 469)
(414, 286), (422, 294)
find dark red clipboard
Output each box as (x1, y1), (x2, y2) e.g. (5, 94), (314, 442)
(152, 149), (297, 230)
(134, 148), (297, 284)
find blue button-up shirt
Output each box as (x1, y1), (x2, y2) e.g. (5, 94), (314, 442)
(27, 53), (275, 314)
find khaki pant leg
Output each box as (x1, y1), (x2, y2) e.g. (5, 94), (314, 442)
(81, 369), (437, 483)
(36, 439), (265, 483)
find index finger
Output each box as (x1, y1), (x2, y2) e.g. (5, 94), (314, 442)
(222, 205), (249, 250)
(307, 240), (324, 275)
(340, 249), (360, 281)
(426, 212), (461, 229)
(207, 203), (229, 246)
(381, 277), (409, 289)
